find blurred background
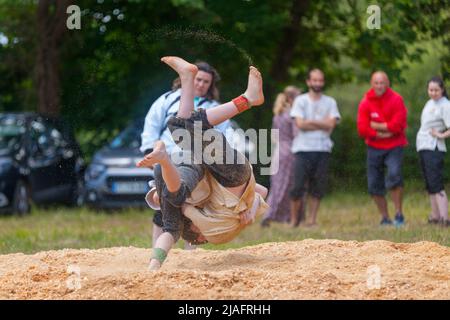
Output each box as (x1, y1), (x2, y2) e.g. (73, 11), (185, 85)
(1, 0), (449, 184)
(0, 0), (448, 252)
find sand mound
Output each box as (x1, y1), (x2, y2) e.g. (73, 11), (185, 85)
(0, 239), (448, 299)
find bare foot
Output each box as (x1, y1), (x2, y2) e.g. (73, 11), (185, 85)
(289, 219), (299, 228)
(243, 66), (264, 107)
(161, 56), (198, 80)
(136, 140), (169, 169)
(305, 221), (318, 228)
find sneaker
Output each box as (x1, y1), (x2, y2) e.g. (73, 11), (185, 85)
(380, 217), (393, 225)
(394, 212), (405, 227)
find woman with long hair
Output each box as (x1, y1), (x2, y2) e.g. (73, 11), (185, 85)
(261, 86), (303, 227)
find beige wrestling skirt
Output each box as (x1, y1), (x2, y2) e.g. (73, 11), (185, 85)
(183, 171), (269, 244)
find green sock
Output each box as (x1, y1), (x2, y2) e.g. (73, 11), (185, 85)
(152, 248), (167, 265)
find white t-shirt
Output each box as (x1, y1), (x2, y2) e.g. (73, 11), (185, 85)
(290, 93), (341, 153)
(416, 97), (450, 152)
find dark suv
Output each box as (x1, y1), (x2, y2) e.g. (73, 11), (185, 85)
(0, 113), (86, 215)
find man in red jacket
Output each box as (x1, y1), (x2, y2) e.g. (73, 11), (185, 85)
(357, 71), (408, 226)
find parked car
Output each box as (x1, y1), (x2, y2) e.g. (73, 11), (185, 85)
(84, 119), (255, 209)
(0, 113), (86, 215)
(85, 119), (153, 209)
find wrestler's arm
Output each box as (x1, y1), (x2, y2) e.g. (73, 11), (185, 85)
(255, 183), (268, 199)
(239, 184), (268, 225)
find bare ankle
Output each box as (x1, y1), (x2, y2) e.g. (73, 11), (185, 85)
(148, 259), (161, 270)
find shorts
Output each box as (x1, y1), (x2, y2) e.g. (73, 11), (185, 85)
(290, 152), (330, 199)
(419, 149), (445, 194)
(367, 146), (404, 196)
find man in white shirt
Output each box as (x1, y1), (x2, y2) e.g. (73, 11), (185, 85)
(289, 69), (341, 227)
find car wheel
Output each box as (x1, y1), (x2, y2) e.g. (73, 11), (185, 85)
(12, 180), (31, 216)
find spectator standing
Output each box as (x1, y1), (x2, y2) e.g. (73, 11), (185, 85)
(357, 71), (408, 226)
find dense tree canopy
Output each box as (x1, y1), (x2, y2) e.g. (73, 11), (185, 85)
(0, 0), (448, 180)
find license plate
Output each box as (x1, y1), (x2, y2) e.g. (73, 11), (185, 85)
(111, 181), (148, 194)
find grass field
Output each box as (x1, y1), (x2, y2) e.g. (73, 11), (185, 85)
(0, 187), (448, 255)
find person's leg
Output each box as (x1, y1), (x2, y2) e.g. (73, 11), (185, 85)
(390, 187), (403, 216)
(148, 187), (203, 269)
(151, 209), (164, 248)
(289, 200), (302, 227)
(367, 147), (390, 222)
(289, 153), (308, 227)
(137, 141), (181, 192)
(372, 195), (389, 218)
(152, 222), (163, 247)
(161, 56), (264, 123)
(385, 147), (405, 224)
(148, 232), (175, 270)
(163, 57), (263, 200)
(147, 161), (182, 270)
(372, 195), (389, 221)
(160, 56), (197, 119)
(297, 193), (307, 223)
(139, 144), (205, 269)
(419, 151), (441, 222)
(204, 66), (264, 125)
(169, 108), (252, 191)
(202, 66), (262, 194)
(431, 151), (448, 222)
(307, 152), (330, 226)
(429, 194), (440, 221)
(153, 218), (196, 250)
(165, 65), (263, 192)
(436, 191), (449, 222)
(306, 196), (320, 226)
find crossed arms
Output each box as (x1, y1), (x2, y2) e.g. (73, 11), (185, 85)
(357, 98), (407, 140)
(295, 116), (338, 132)
(369, 121), (393, 139)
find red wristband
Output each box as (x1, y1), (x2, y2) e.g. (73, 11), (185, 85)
(232, 95), (250, 113)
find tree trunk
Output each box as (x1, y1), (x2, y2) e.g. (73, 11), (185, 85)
(36, 0), (70, 117)
(252, 0), (309, 130)
(269, 0), (310, 84)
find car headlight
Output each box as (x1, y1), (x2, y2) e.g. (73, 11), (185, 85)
(85, 163), (106, 180)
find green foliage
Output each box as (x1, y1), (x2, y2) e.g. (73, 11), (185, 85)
(171, 0), (205, 10)
(0, 0), (448, 161)
(0, 0), (37, 111)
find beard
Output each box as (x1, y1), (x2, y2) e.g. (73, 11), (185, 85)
(309, 85), (324, 93)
